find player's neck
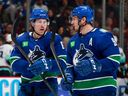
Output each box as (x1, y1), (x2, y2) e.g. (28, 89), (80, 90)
(80, 24), (93, 35)
(33, 32), (42, 39)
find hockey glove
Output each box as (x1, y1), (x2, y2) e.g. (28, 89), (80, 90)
(27, 58), (52, 76)
(74, 57), (102, 76)
(60, 69), (74, 91)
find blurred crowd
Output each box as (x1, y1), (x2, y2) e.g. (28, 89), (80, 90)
(0, 0), (128, 95)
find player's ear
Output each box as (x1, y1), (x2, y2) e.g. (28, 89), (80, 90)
(47, 21), (50, 25)
(81, 17), (87, 25)
(82, 17), (86, 22)
(31, 22), (35, 27)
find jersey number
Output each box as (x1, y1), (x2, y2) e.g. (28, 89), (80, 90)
(0, 51), (3, 57)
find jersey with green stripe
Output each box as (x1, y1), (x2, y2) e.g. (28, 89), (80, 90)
(67, 28), (120, 93)
(9, 31), (66, 83)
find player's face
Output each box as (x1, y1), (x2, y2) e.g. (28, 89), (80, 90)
(71, 16), (79, 32)
(33, 19), (48, 35)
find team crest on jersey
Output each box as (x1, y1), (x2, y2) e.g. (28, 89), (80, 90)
(28, 45), (46, 62)
(73, 43), (93, 65)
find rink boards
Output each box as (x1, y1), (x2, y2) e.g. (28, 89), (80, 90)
(0, 77), (21, 96)
(0, 77), (127, 96)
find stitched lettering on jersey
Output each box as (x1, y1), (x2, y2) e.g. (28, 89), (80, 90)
(73, 43), (94, 66)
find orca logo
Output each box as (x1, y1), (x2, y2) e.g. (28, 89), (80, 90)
(73, 43), (93, 65)
(29, 45), (46, 62)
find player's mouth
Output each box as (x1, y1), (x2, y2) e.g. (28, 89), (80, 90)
(40, 28), (44, 31)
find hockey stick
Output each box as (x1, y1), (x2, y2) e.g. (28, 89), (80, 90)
(50, 22), (73, 96)
(12, 16), (57, 96)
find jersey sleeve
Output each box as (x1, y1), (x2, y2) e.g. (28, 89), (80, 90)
(64, 40), (74, 77)
(54, 34), (66, 56)
(97, 32), (121, 73)
(8, 36), (34, 78)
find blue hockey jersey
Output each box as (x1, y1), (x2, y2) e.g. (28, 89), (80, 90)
(9, 31), (66, 89)
(66, 28), (121, 95)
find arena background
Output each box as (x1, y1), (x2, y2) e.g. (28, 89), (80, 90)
(0, 0), (128, 96)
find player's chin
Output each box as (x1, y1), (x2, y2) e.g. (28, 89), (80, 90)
(74, 27), (79, 32)
(38, 31), (45, 35)
(72, 26), (78, 31)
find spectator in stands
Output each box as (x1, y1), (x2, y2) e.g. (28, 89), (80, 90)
(3, 23), (13, 34)
(62, 36), (70, 48)
(106, 17), (114, 31)
(33, 0), (48, 11)
(5, 0), (17, 23)
(3, 23), (14, 45)
(0, 0), (11, 25)
(94, 8), (102, 27)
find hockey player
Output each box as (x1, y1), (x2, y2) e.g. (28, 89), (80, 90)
(9, 8), (66, 96)
(0, 35), (13, 76)
(60, 6), (121, 96)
